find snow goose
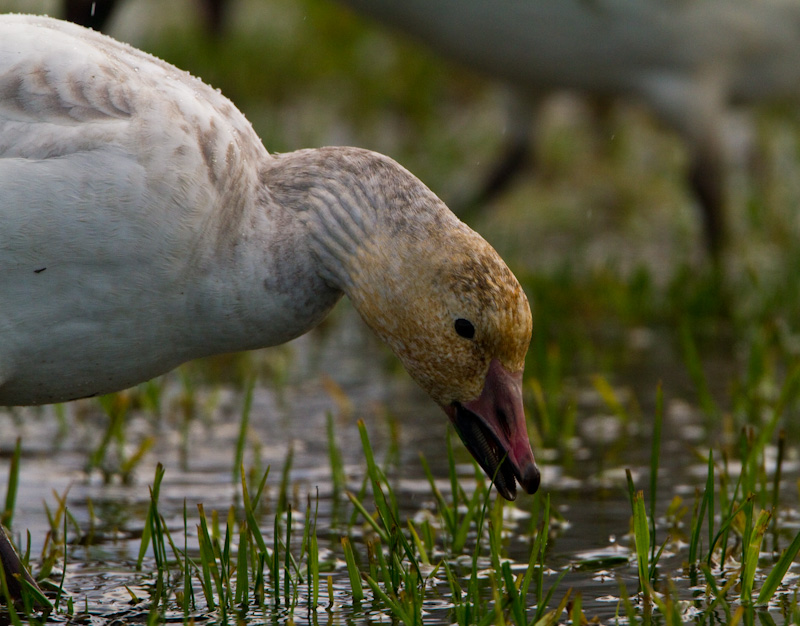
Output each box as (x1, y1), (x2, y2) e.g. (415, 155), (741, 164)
(0, 14), (539, 499)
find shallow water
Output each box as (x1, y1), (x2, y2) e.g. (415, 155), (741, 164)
(2, 304), (798, 624)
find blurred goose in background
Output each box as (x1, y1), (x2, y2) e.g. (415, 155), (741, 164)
(335, 0), (800, 257)
(0, 12), (539, 586)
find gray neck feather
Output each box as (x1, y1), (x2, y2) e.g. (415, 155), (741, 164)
(262, 146), (453, 291)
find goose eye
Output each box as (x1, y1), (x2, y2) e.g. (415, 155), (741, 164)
(454, 318), (475, 339)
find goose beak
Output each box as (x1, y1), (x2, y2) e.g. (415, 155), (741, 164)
(444, 359), (540, 500)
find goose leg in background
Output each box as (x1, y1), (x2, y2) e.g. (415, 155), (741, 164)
(200, 0), (229, 38)
(63, 0), (119, 31)
(63, 0), (230, 35)
(457, 90), (539, 220)
(644, 80), (728, 262)
(688, 141), (726, 261)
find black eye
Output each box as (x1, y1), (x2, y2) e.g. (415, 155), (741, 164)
(454, 318), (475, 339)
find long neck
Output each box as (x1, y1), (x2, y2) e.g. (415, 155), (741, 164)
(262, 147), (458, 294)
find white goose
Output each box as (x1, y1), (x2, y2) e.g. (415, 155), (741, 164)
(0, 14), (539, 501)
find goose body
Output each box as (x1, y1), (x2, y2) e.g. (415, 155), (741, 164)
(0, 14), (337, 403)
(0, 14), (538, 498)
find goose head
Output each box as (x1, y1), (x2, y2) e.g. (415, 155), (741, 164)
(350, 225), (538, 499)
(269, 147), (539, 498)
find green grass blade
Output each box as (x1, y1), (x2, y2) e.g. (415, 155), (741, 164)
(119, 436), (155, 480)
(340, 537), (363, 602)
(182, 502), (193, 616)
(254, 551), (266, 609)
(706, 450), (715, 560)
(757, 527), (800, 605)
(346, 491), (389, 543)
(240, 465), (270, 556)
(741, 505), (771, 605)
(418, 452), (456, 536)
(2, 438), (21, 528)
(271, 507), (280, 607)
(771, 430), (786, 543)
(533, 586), (571, 626)
(283, 505), (292, 606)
(571, 592), (583, 626)
(649, 382), (663, 562)
(501, 561), (525, 626)
(232, 376), (255, 484)
(407, 521), (430, 566)
(592, 374), (630, 422)
(136, 463), (165, 570)
(364, 574), (414, 625)
(631, 489), (650, 595)
(357, 420), (395, 537)
(326, 412), (346, 499)
(195, 504), (219, 610)
(528, 377), (551, 441)
(446, 430), (460, 520)
(277, 443), (294, 514)
(679, 321), (718, 418)
(309, 532), (319, 608)
(649, 535), (670, 582)
(0, 556), (23, 626)
(235, 518), (249, 607)
(521, 493), (549, 602)
(689, 452), (713, 565)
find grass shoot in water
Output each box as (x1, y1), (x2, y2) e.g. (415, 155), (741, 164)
(4, 402), (800, 624)
(233, 375), (255, 484)
(89, 392), (154, 484)
(1, 438), (20, 529)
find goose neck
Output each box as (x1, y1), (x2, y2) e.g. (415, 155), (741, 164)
(263, 146), (455, 293)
